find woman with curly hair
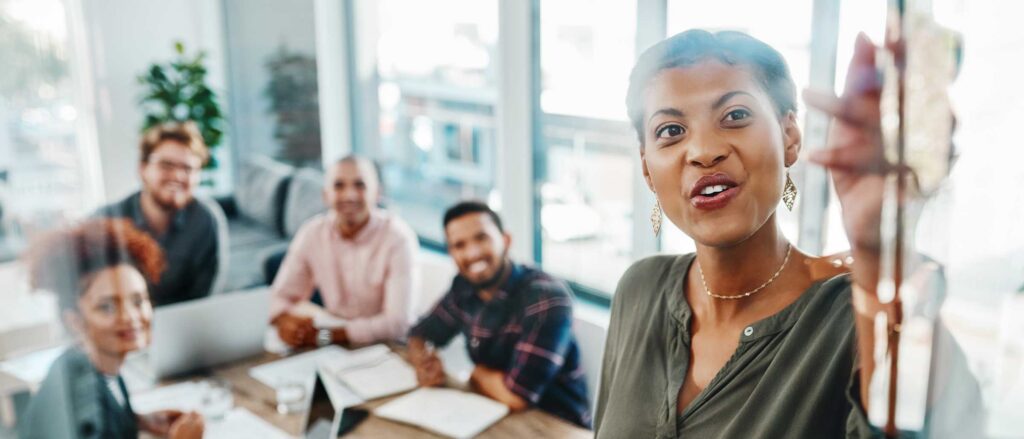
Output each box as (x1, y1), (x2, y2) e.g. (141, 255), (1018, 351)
(18, 218), (204, 439)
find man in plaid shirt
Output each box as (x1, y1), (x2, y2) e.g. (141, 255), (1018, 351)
(408, 201), (591, 428)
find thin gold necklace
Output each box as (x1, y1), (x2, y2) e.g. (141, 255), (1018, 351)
(698, 243), (792, 300)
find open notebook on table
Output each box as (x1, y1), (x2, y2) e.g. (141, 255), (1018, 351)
(248, 345), (350, 388)
(131, 381), (291, 439)
(374, 388), (510, 438)
(332, 352), (418, 400)
(206, 407), (293, 439)
(249, 344), (392, 387)
(250, 344), (416, 406)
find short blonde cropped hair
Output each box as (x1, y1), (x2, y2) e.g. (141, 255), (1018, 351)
(139, 121), (209, 165)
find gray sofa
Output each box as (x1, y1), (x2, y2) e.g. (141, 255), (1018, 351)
(222, 156), (325, 292)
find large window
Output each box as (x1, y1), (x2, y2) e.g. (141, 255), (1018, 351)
(354, 0), (499, 243)
(223, 0), (322, 169)
(0, 0), (95, 260)
(537, 0), (638, 292)
(822, 0), (886, 254)
(347, 0), (826, 292)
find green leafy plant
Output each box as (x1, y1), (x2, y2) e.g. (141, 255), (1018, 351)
(264, 45), (321, 167)
(138, 41), (225, 168)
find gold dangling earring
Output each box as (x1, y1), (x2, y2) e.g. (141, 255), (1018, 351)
(650, 198), (663, 236)
(783, 171), (798, 211)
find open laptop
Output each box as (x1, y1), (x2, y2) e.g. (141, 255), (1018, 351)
(150, 288), (271, 378)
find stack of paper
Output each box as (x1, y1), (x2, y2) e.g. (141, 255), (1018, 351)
(130, 381), (207, 413)
(133, 383), (290, 438)
(335, 344), (392, 367)
(204, 407), (292, 439)
(317, 364), (365, 409)
(374, 388), (509, 438)
(335, 353), (418, 400)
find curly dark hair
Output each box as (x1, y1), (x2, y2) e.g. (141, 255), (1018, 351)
(26, 218), (165, 313)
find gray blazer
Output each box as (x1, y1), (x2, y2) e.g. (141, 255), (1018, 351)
(16, 348), (137, 439)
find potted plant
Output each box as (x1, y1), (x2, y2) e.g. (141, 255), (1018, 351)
(138, 41), (226, 175)
(264, 45), (321, 168)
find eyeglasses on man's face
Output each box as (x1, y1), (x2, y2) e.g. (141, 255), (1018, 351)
(149, 159), (201, 175)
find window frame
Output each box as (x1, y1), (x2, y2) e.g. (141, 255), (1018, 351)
(323, 0), (845, 302)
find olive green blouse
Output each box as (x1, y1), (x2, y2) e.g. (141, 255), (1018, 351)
(594, 254), (877, 439)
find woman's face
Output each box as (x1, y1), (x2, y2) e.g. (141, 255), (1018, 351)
(73, 264), (153, 358)
(640, 60), (801, 247)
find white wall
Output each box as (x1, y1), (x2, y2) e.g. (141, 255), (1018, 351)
(0, 103), (11, 171)
(223, 0), (317, 166)
(79, 0), (227, 203)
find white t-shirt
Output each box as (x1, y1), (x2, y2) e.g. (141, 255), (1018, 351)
(104, 375), (126, 407)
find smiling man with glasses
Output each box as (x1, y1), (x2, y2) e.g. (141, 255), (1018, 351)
(95, 122), (228, 307)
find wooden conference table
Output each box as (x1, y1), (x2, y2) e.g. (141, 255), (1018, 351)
(184, 348), (592, 438)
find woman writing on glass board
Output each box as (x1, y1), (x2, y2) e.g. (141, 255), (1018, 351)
(593, 29), (979, 438)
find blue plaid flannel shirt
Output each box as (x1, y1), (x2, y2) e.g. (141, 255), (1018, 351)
(410, 262), (591, 428)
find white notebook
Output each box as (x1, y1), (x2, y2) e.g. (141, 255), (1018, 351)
(130, 381), (206, 413)
(205, 407), (292, 439)
(248, 345), (348, 388)
(374, 388), (509, 438)
(335, 353), (418, 400)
